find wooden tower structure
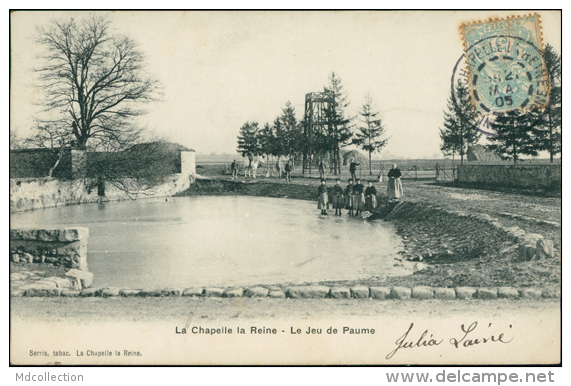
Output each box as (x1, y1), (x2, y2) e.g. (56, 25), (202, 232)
(302, 91), (334, 174)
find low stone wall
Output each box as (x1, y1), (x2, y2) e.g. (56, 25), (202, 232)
(10, 228), (89, 271)
(10, 173), (194, 213)
(10, 284), (560, 299)
(457, 164), (561, 190)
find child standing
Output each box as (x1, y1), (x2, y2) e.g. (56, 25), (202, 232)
(365, 180), (378, 212)
(332, 178), (344, 216)
(353, 178), (365, 217)
(345, 179), (354, 216)
(317, 179), (329, 215)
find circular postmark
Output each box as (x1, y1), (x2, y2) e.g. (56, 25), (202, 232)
(451, 35), (550, 136)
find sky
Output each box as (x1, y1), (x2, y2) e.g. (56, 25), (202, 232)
(10, 10), (561, 159)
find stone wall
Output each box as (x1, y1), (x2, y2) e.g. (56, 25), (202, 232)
(457, 164), (561, 189)
(10, 173), (194, 213)
(10, 228), (89, 271)
(10, 148), (73, 179)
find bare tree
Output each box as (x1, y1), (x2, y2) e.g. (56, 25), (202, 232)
(22, 119), (73, 177)
(10, 129), (22, 150)
(35, 14), (159, 150)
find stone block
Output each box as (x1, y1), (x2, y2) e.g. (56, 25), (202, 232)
(370, 287), (391, 300)
(37, 229), (59, 242)
(58, 228), (89, 242)
(120, 289), (141, 297)
(25, 288), (61, 297)
(542, 289), (561, 298)
(268, 290), (286, 299)
(455, 287), (477, 299)
(390, 286), (411, 300)
(65, 269), (94, 288)
(477, 288), (498, 300)
(350, 286), (370, 299)
(330, 287), (351, 299)
(535, 239), (554, 260)
(101, 288), (121, 297)
(224, 288), (244, 298)
(60, 290), (80, 297)
(10, 272), (30, 281)
(519, 234), (545, 261)
(43, 276), (72, 288)
(412, 286), (434, 300)
(286, 286), (330, 299)
(519, 289), (542, 299)
(11, 290), (26, 297)
(244, 287), (269, 298)
(139, 289), (175, 297)
(182, 288), (204, 297)
(505, 226), (526, 242)
(498, 287), (520, 299)
(169, 289), (182, 297)
(434, 288), (456, 300)
(33, 280), (58, 289)
(80, 288), (99, 297)
(204, 288), (224, 297)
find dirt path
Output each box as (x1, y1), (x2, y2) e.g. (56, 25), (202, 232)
(10, 296), (560, 323)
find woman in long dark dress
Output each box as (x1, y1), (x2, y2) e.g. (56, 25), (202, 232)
(387, 163), (403, 201)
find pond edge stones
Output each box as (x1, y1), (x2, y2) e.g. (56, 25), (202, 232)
(11, 284), (558, 300)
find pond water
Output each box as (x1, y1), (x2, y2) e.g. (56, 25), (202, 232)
(10, 196), (408, 288)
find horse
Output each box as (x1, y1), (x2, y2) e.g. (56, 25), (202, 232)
(275, 158), (284, 178)
(244, 156), (264, 179)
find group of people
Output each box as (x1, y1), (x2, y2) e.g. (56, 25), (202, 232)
(317, 163), (403, 216)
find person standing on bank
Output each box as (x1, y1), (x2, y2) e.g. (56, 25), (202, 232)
(387, 163), (403, 202)
(231, 160), (238, 180)
(319, 160), (326, 180)
(365, 180), (378, 212)
(345, 178), (354, 216)
(332, 178), (344, 216)
(353, 178), (365, 216)
(317, 179), (329, 215)
(285, 160), (292, 182)
(349, 158), (360, 182)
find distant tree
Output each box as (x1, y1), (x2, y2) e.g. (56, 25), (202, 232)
(487, 110), (541, 165)
(353, 93), (388, 175)
(272, 117), (287, 161)
(439, 83), (481, 164)
(35, 14), (159, 150)
(279, 101), (302, 165)
(536, 44), (561, 162)
(236, 121), (261, 166)
(323, 72), (353, 174)
(258, 122), (275, 174)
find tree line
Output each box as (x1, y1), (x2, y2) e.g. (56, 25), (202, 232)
(440, 44), (561, 165)
(237, 73), (389, 175)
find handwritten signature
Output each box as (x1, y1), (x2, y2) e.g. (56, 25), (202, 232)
(386, 322), (514, 360)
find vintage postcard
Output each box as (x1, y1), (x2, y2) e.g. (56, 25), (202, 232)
(9, 10), (561, 366)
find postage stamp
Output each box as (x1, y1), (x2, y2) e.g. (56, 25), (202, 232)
(460, 14), (550, 117)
